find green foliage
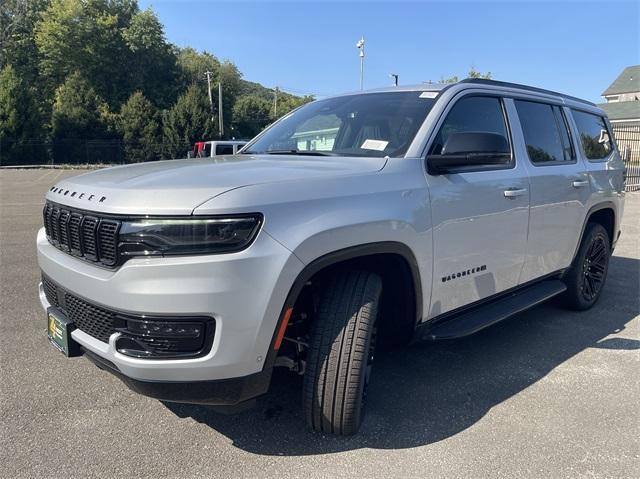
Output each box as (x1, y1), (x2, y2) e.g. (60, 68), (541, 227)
(162, 84), (217, 159)
(441, 68), (492, 84)
(232, 95), (273, 138)
(0, 0), (311, 164)
(51, 71), (112, 163)
(0, 65), (45, 164)
(36, 0), (137, 107)
(119, 91), (161, 162)
(122, 8), (180, 108)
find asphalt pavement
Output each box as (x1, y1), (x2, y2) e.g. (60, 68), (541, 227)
(1, 169), (638, 478)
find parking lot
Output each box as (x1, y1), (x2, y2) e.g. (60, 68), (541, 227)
(1, 168), (638, 478)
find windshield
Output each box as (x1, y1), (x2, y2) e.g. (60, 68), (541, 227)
(242, 91), (437, 158)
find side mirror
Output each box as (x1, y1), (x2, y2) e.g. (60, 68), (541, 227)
(427, 132), (511, 174)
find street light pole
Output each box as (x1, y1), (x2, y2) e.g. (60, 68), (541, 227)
(356, 37), (365, 90)
(390, 73), (399, 86)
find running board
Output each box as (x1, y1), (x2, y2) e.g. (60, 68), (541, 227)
(424, 280), (567, 340)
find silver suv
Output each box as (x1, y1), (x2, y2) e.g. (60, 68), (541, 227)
(38, 79), (625, 435)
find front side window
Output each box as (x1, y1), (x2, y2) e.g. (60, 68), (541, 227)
(429, 96), (509, 155)
(572, 110), (613, 160)
(515, 100), (574, 164)
(426, 96), (512, 172)
(242, 92), (437, 158)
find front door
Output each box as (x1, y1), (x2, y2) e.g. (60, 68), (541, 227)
(425, 94), (530, 317)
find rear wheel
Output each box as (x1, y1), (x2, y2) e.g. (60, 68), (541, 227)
(562, 223), (610, 310)
(302, 270), (382, 436)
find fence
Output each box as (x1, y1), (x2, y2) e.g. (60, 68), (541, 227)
(0, 139), (193, 167)
(612, 124), (640, 192)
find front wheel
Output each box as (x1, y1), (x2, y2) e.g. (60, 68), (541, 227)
(562, 222), (611, 310)
(302, 270), (382, 436)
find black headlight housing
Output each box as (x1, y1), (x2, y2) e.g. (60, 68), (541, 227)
(118, 214), (262, 259)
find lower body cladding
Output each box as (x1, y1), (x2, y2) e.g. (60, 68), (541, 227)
(36, 227), (304, 405)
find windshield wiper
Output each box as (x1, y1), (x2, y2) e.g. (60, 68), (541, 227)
(261, 149), (337, 156)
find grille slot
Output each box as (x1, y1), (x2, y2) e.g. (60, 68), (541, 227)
(98, 220), (119, 266)
(43, 202), (120, 267)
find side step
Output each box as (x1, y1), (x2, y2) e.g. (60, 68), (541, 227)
(424, 279), (567, 340)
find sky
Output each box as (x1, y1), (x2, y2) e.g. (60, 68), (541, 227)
(139, 0), (639, 103)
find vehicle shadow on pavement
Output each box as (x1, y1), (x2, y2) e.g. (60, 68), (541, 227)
(163, 255), (639, 456)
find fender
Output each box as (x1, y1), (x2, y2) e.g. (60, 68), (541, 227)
(261, 241), (423, 372)
(570, 201), (617, 265)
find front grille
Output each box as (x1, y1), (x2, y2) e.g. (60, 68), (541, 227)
(43, 202), (120, 267)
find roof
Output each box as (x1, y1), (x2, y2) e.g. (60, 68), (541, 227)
(338, 79), (595, 106)
(602, 65), (640, 96)
(597, 101), (640, 121)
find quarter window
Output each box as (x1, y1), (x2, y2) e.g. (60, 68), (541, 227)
(572, 110), (613, 160)
(515, 100), (573, 164)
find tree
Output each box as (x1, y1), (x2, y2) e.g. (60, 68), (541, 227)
(0, 0), (50, 86)
(36, 0), (137, 108)
(0, 65), (45, 165)
(176, 47), (221, 87)
(162, 84), (217, 159)
(232, 95), (273, 138)
(121, 8), (180, 108)
(51, 71), (110, 163)
(441, 68), (492, 84)
(119, 91), (161, 163)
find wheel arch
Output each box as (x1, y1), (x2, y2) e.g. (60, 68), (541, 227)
(264, 242), (423, 369)
(571, 202), (617, 264)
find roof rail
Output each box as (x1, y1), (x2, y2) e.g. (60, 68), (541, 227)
(458, 78), (596, 107)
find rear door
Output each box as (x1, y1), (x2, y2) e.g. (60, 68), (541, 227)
(425, 94), (530, 317)
(510, 99), (590, 283)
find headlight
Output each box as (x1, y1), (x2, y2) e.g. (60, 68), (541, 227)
(118, 215), (262, 258)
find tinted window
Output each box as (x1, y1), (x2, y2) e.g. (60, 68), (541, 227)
(429, 96), (509, 156)
(572, 110), (613, 160)
(515, 100), (571, 164)
(216, 144), (234, 155)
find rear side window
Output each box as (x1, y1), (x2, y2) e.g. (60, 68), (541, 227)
(430, 96), (509, 156)
(515, 100), (574, 164)
(572, 110), (613, 160)
(215, 144), (234, 155)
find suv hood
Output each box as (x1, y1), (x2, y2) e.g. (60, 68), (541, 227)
(45, 155), (387, 215)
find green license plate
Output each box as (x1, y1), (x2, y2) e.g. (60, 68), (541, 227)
(47, 308), (81, 357)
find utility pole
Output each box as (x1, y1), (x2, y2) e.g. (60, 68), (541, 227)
(356, 37), (365, 90)
(204, 71), (215, 122)
(218, 81), (224, 139)
(390, 73), (399, 86)
(273, 86), (278, 118)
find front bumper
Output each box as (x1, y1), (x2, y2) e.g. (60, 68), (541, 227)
(37, 227), (304, 389)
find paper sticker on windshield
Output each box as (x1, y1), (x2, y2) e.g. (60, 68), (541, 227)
(361, 139), (389, 151)
(419, 91), (438, 99)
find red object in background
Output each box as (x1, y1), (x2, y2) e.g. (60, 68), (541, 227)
(192, 141), (206, 158)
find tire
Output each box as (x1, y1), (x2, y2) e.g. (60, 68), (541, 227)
(303, 270), (382, 436)
(562, 222), (611, 311)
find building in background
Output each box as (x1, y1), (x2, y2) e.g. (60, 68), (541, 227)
(599, 65), (640, 191)
(598, 65), (640, 125)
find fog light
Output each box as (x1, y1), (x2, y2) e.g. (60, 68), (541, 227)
(115, 316), (214, 359)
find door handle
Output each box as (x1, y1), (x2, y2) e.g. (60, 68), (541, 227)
(572, 180), (589, 188)
(503, 188), (527, 198)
